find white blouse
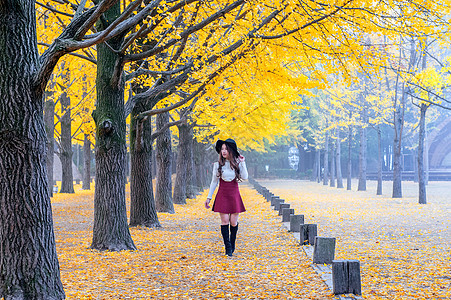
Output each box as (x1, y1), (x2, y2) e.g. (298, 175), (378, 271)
(207, 160), (248, 199)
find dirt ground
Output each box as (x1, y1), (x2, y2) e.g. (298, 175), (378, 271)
(258, 179), (451, 300)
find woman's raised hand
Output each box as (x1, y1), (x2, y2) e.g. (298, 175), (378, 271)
(239, 155), (245, 162)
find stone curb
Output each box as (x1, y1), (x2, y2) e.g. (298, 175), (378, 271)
(255, 180), (363, 299)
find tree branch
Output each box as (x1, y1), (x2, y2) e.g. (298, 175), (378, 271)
(36, 2), (74, 17)
(38, 42), (97, 64)
(124, 0), (245, 62)
(150, 118), (186, 140)
(125, 64), (192, 81)
(34, 6), (99, 100)
(73, 0), (128, 41)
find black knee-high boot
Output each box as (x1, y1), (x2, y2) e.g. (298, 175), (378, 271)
(230, 223), (238, 253)
(220, 225), (233, 256)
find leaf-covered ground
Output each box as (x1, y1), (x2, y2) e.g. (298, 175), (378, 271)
(51, 183), (333, 299)
(258, 179), (451, 300)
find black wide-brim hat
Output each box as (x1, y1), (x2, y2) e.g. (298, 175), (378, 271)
(215, 138), (240, 156)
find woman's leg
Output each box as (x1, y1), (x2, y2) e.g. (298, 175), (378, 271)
(230, 213), (239, 227)
(229, 213), (240, 253)
(219, 213), (232, 256)
(219, 213), (231, 225)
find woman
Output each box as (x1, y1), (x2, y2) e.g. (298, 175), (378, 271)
(205, 138), (248, 257)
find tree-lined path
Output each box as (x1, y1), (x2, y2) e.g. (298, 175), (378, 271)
(52, 184), (332, 299)
(260, 179), (451, 299)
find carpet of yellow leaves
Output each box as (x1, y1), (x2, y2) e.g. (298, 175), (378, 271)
(259, 179), (451, 300)
(51, 183), (333, 299)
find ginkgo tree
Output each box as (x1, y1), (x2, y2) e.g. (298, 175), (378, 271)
(1, 0), (144, 298)
(2, 0), (450, 298)
(38, 7), (98, 194)
(408, 44), (451, 204)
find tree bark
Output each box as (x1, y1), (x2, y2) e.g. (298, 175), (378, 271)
(316, 149), (321, 183)
(418, 104), (427, 204)
(312, 149), (318, 181)
(336, 129), (343, 188)
(186, 126), (198, 199)
(0, 4), (65, 298)
(82, 134), (91, 190)
(194, 141), (209, 189)
(347, 118), (352, 190)
(155, 112), (175, 213)
(413, 149), (419, 183)
(392, 86), (405, 198)
(330, 141), (335, 187)
(129, 113), (161, 226)
(91, 4), (136, 250)
(376, 125), (383, 195)
(358, 107), (367, 191)
(392, 38), (416, 198)
(425, 129), (429, 185)
(323, 131), (329, 185)
(128, 84), (165, 226)
(173, 123), (195, 204)
(44, 97), (55, 196)
(59, 89), (74, 193)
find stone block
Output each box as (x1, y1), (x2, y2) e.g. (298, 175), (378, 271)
(300, 224), (317, 245)
(278, 203), (290, 215)
(312, 237), (336, 264)
(289, 214), (304, 232)
(274, 199), (285, 211)
(332, 260), (361, 296)
(282, 208), (294, 222)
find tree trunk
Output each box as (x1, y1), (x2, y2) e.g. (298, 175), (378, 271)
(0, 5), (65, 298)
(336, 129), (343, 188)
(186, 126), (198, 198)
(376, 125), (383, 195)
(392, 87), (404, 198)
(311, 149), (318, 181)
(392, 37), (416, 198)
(425, 129), (429, 185)
(91, 4), (136, 250)
(194, 141), (209, 189)
(323, 131), (329, 185)
(193, 141), (202, 190)
(347, 120), (352, 190)
(413, 149), (419, 183)
(330, 142), (335, 187)
(418, 104), (427, 204)
(44, 97), (55, 197)
(358, 107), (367, 191)
(155, 112), (175, 213)
(317, 149), (321, 183)
(82, 134), (91, 190)
(129, 113), (161, 226)
(173, 123), (194, 204)
(152, 142), (157, 179)
(59, 90), (74, 193)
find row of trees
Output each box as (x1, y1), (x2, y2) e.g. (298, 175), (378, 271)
(293, 36), (451, 204)
(1, 0), (450, 298)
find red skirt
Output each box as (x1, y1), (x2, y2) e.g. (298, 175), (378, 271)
(212, 178), (246, 214)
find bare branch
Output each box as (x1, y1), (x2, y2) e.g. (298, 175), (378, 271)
(150, 118), (186, 140)
(38, 42), (97, 64)
(407, 92), (451, 110)
(73, 0), (130, 41)
(36, 2), (74, 17)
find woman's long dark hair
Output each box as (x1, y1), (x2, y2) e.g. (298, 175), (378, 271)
(217, 143), (242, 181)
